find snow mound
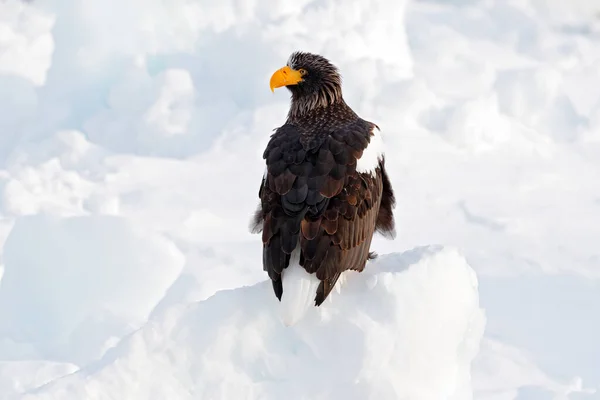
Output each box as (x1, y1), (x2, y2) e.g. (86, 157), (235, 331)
(18, 246), (486, 400)
(0, 360), (77, 398)
(0, 215), (185, 365)
(0, 1), (55, 86)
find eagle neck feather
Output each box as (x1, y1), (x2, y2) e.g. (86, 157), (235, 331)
(287, 98), (357, 127)
(288, 89), (344, 121)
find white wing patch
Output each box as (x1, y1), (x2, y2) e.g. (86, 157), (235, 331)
(356, 125), (384, 174)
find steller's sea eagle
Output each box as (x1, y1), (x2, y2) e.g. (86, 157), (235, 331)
(251, 52), (396, 323)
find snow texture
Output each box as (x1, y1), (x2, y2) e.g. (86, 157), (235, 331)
(0, 0), (598, 398)
(0, 1), (54, 86)
(14, 246), (485, 400)
(0, 215), (185, 365)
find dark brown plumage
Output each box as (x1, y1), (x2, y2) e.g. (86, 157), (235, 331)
(251, 51), (395, 306)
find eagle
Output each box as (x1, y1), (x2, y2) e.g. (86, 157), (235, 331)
(251, 52), (396, 324)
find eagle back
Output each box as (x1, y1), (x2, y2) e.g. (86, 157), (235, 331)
(258, 113), (382, 276)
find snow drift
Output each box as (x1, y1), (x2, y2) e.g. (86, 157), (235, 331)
(14, 246), (486, 400)
(0, 214), (185, 366)
(1, 0), (597, 397)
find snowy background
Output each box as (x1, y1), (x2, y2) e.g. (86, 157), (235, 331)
(0, 0), (599, 398)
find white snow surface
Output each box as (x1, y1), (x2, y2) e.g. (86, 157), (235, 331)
(0, 0), (598, 398)
(14, 246), (486, 400)
(0, 214), (185, 365)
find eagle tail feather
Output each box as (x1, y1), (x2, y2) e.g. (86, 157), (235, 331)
(278, 247), (321, 326)
(272, 278), (283, 301)
(314, 272), (341, 306)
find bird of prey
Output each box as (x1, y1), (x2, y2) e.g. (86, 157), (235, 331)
(251, 51), (395, 323)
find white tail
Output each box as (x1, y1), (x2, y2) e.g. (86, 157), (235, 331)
(278, 246), (321, 326)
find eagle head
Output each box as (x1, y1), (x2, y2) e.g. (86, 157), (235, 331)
(270, 51), (343, 117)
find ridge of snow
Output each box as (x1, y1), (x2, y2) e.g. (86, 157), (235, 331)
(14, 246), (486, 400)
(0, 1), (55, 86)
(0, 214), (185, 366)
(0, 0), (598, 397)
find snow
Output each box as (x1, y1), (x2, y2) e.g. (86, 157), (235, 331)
(0, 1), (54, 86)
(12, 246), (486, 400)
(472, 339), (596, 399)
(0, 214), (185, 365)
(0, 0), (598, 398)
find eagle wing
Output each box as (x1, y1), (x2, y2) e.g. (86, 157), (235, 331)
(253, 118), (395, 305)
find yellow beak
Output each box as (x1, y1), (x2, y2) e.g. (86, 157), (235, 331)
(269, 66), (303, 92)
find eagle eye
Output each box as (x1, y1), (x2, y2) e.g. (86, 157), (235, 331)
(298, 68), (308, 76)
